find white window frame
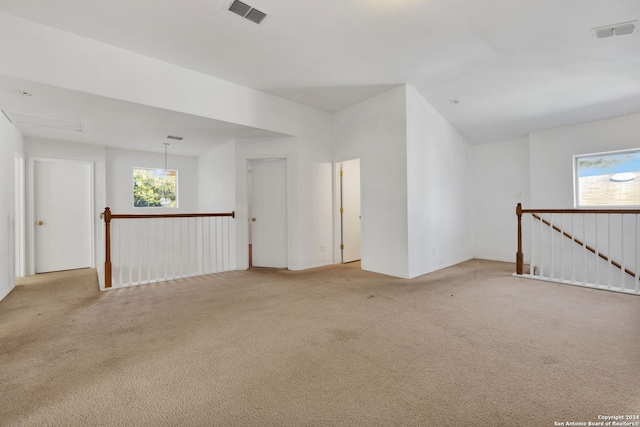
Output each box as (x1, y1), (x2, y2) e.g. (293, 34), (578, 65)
(574, 148), (640, 208)
(133, 167), (179, 208)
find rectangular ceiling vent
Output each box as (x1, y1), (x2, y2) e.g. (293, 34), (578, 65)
(2, 110), (85, 132)
(228, 0), (268, 24)
(592, 21), (638, 39)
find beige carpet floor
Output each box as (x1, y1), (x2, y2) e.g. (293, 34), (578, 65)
(1, 260), (639, 426)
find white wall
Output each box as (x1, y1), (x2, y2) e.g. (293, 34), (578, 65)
(233, 134), (334, 271)
(198, 141), (236, 213)
(529, 112), (640, 208)
(106, 147), (199, 214)
(0, 11), (308, 137)
(333, 86), (410, 278)
(293, 113), (334, 270)
(0, 11), (335, 275)
(526, 113), (640, 286)
(0, 114), (24, 301)
(406, 86), (474, 277)
(24, 138), (106, 278)
(233, 137), (294, 269)
(472, 112), (640, 264)
(472, 137), (530, 262)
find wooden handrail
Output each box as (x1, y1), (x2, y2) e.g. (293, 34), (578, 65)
(101, 207), (235, 289)
(111, 212), (235, 219)
(521, 208), (640, 214)
(516, 203), (637, 279)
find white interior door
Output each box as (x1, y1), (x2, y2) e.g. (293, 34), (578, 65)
(33, 159), (92, 273)
(251, 159), (287, 268)
(341, 159), (361, 263)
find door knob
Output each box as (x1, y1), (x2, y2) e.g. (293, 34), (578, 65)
(251, 218), (256, 222)
(37, 221), (44, 226)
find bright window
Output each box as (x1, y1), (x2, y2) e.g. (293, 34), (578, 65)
(575, 149), (640, 207)
(133, 168), (178, 208)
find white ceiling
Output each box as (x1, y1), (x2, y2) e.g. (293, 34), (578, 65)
(0, 75), (285, 156)
(0, 0), (639, 148)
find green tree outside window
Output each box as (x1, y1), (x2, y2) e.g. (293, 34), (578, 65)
(133, 168), (177, 208)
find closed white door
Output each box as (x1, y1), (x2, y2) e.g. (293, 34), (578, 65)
(341, 159), (361, 263)
(33, 159), (92, 273)
(251, 159), (287, 268)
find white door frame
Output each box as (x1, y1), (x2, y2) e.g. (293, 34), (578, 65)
(339, 159), (361, 263)
(246, 157), (288, 268)
(28, 157), (95, 275)
(334, 158), (362, 265)
(14, 153), (25, 278)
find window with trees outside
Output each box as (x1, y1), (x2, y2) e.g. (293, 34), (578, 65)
(575, 149), (640, 207)
(133, 168), (178, 208)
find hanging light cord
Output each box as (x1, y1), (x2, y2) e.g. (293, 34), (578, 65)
(164, 143), (169, 172)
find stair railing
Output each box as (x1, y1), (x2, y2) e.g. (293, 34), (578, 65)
(516, 203), (640, 295)
(101, 207), (235, 289)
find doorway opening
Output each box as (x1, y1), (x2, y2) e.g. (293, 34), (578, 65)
(247, 158), (288, 269)
(338, 159), (361, 264)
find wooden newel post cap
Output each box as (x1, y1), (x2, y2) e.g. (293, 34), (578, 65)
(516, 203), (522, 216)
(103, 207), (112, 223)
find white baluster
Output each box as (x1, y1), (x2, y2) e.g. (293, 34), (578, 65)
(155, 218), (159, 283)
(560, 214), (564, 282)
(636, 214), (639, 293)
(146, 218), (150, 284)
(583, 214), (587, 285)
(163, 218), (167, 281)
(530, 214), (534, 275)
(539, 214), (544, 278)
(214, 217), (219, 272)
(550, 214), (554, 279)
(172, 218), (176, 279)
(621, 214), (625, 291)
(117, 220), (122, 287)
(135, 220), (140, 285)
(126, 220), (130, 285)
(199, 217), (203, 276)
(608, 214), (612, 289)
(595, 214), (599, 286)
(227, 216), (232, 271)
(571, 214), (575, 283)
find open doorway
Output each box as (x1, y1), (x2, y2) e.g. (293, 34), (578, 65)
(339, 159), (361, 263)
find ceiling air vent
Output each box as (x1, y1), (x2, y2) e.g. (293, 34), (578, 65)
(592, 21), (638, 39)
(228, 0), (268, 24)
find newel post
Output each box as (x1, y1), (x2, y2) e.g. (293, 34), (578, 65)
(103, 207), (112, 288)
(516, 203), (523, 275)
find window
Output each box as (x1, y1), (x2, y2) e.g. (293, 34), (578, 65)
(574, 149), (640, 207)
(133, 168), (178, 208)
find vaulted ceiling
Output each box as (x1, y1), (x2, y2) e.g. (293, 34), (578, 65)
(0, 0), (639, 151)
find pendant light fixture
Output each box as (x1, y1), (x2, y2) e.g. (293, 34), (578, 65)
(163, 142), (169, 173)
(160, 142), (171, 206)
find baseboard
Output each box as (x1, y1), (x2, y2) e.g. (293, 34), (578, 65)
(0, 283), (15, 302)
(473, 255), (518, 264)
(408, 256), (474, 279)
(287, 261), (334, 271)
